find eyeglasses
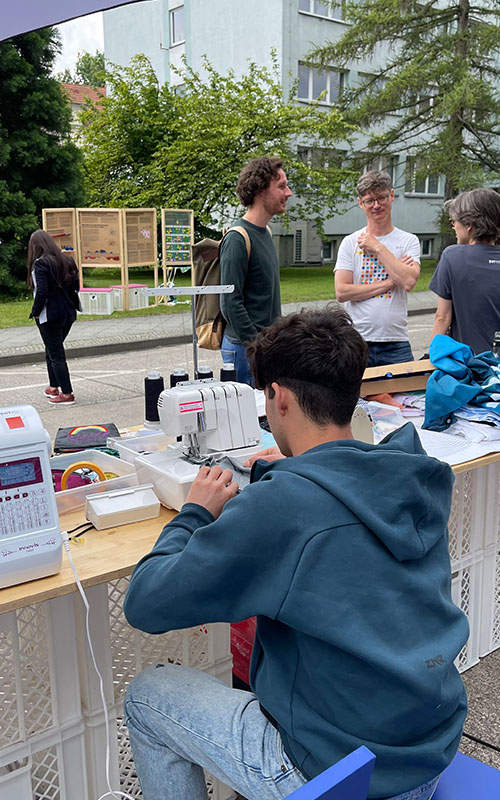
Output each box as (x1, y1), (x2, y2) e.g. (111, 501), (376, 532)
(361, 193), (391, 207)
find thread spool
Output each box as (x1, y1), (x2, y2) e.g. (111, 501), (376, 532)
(170, 367), (189, 387)
(220, 363), (238, 382)
(144, 370), (164, 429)
(196, 365), (213, 380)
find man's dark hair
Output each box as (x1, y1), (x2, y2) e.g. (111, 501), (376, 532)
(236, 156), (284, 206)
(445, 188), (500, 243)
(246, 307), (368, 426)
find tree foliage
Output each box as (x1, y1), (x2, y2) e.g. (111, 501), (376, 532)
(0, 28), (85, 296)
(56, 50), (106, 87)
(80, 54), (355, 235)
(308, 0), (500, 201)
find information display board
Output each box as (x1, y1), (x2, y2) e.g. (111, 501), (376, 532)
(42, 208), (79, 263)
(161, 208), (194, 268)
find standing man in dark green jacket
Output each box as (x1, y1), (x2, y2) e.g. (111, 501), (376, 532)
(220, 156), (292, 385)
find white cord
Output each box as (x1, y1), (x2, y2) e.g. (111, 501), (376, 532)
(61, 531), (136, 800)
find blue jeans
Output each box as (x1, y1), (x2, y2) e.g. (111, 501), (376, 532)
(367, 340), (413, 368)
(221, 335), (254, 386)
(124, 664), (440, 800)
(124, 664), (307, 799)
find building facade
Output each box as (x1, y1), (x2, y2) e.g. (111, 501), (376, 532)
(103, 0), (445, 265)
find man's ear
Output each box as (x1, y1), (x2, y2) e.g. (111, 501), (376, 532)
(271, 382), (291, 416)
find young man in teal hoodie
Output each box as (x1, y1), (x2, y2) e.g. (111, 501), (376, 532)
(124, 308), (468, 800)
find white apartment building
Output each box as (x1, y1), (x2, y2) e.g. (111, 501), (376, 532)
(103, 0), (445, 265)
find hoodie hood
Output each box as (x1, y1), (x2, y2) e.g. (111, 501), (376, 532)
(252, 422), (453, 562)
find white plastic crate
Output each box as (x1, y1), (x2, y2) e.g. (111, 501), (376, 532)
(479, 544), (500, 657)
(110, 284), (149, 311)
(483, 461), (500, 548)
(448, 469), (485, 562)
(106, 577), (234, 800)
(73, 578), (234, 800)
(0, 596), (88, 800)
(79, 287), (114, 315)
(451, 553), (483, 672)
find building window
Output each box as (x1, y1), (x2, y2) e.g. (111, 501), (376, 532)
(357, 72), (385, 95)
(420, 238), (433, 258)
(298, 64), (347, 104)
(294, 228), (305, 262)
(405, 158), (441, 195)
(170, 5), (185, 46)
(299, 0), (343, 21)
(297, 145), (341, 168)
(359, 154), (399, 187)
(322, 239), (336, 261)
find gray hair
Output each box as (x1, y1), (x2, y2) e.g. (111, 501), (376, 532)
(445, 188), (500, 243)
(356, 170), (392, 198)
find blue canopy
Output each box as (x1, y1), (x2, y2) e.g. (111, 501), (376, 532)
(1, 0), (150, 41)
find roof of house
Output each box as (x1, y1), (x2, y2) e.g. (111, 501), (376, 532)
(62, 83), (106, 106)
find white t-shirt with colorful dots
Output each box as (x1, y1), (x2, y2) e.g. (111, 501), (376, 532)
(334, 226), (421, 342)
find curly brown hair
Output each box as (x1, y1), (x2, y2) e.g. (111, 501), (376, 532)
(236, 156), (284, 206)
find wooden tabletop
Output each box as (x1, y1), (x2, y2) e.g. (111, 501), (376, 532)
(0, 505), (175, 615)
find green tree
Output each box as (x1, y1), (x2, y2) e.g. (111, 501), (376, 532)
(307, 0), (500, 204)
(80, 54), (355, 235)
(56, 50), (106, 87)
(0, 29), (85, 296)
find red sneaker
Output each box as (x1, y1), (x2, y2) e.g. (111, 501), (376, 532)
(49, 393), (75, 405)
(44, 387), (59, 398)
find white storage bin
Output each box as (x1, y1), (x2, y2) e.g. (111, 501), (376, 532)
(451, 552), (483, 672)
(110, 284), (149, 311)
(107, 430), (170, 463)
(79, 288), (113, 315)
(0, 596), (88, 800)
(50, 449), (137, 513)
(479, 544), (500, 657)
(448, 469), (485, 562)
(84, 578), (234, 800)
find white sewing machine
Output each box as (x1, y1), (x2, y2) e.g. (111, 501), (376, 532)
(135, 380), (263, 510)
(0, 406), (62, 589)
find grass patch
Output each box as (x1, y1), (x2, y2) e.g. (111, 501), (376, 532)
(0, 261), (436, 329)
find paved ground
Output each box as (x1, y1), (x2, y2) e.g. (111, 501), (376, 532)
(0, 291), (437, 367)
(1, 289), (500, 770)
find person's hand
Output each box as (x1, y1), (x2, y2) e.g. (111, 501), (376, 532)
(400, 253), (416, 266)
(243, 446), (285, 467)
(357, 232), (380, 254)
(184, 465), (238, 519)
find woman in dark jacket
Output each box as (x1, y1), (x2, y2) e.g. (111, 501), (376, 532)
(28, 229), (82, 405)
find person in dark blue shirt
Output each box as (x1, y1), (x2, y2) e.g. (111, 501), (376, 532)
(430, 188), (500, 354)
(123, 308), (468, 800)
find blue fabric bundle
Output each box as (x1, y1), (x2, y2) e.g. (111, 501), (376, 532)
(423, 335), (500, 430)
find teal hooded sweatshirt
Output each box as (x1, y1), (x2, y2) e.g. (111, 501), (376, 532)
(124, 423), (468, 798)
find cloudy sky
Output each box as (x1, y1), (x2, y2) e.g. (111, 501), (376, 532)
(52, 12), (104, 74)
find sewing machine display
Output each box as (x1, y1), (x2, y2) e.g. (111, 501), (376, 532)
(0, 405), (62, 589)
(135, 379), (263, 510)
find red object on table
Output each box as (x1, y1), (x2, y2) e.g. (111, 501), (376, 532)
(231, 617), (257, 686)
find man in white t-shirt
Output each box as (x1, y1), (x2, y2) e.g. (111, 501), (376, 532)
(334, 171), (421, 367)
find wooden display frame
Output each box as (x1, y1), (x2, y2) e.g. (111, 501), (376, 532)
(75, 208), (159, 309)
(160, 208), (194, 301)
(42, 207), (79, 265)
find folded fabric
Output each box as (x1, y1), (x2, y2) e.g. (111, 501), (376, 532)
(423, 335), (500, 431)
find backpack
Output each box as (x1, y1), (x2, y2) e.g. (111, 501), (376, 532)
(191, 226), (251, 350)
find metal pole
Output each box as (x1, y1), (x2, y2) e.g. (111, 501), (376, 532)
(191, 298), (199, 377)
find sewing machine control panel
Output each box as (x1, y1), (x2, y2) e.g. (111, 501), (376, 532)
(0, 456), (53, 537)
